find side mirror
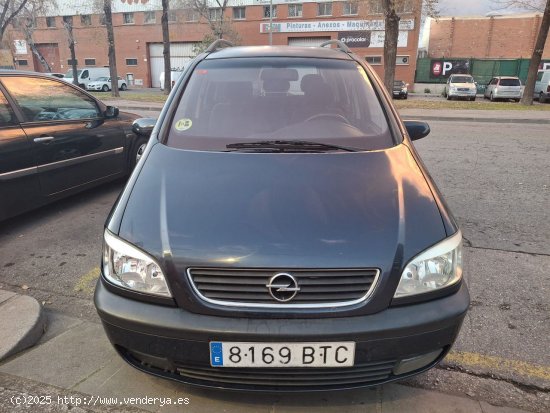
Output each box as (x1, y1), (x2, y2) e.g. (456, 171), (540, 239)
(404, 120), (430, 141)
(104, 106), (119, 118)
(132, 118), (156, 137)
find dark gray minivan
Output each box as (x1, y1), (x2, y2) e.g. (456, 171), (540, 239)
(95, 41), (469, 391)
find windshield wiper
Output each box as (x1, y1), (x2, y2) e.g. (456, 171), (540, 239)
(225, 140), (360, 153)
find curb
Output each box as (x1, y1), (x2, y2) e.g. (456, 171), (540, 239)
(0, 290), (46, 362)
(401, 116), (550, 125)
(117, 105), (550, 125)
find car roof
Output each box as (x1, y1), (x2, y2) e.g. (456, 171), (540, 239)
(496, 76), (519, 79)
(205, 46), (354, 61)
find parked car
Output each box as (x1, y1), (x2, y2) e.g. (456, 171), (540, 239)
(87, 76), (128, 92)
(159, 70), (184, 91)
(444, 74), (477, 101)
(0, 71), (149, 221)
(534, 70), (550, 103)
(64, 67), (110, 89)
(392, 80), (408, 99)
(95, 41), (468, 391)
(484, 76), (522, 102)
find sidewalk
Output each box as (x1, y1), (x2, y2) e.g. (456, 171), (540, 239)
(109, 99), (550, 124)
(0, 292), (534, 413)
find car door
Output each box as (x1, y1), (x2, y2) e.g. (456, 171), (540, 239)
(534, 72), (544, 94)
(1, 75), (126, 196)
(485, 78), (495, 97)
(0, 86), (41, 220)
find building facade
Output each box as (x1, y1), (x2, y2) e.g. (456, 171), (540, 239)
(427, 13), (550, 60)
(5, 0), (422, 88)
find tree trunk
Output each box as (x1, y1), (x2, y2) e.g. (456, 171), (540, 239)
(104, 0), (119, 97)
(383, 5), (400, 94)
(161, 0), (171, 94)
(30, 42), (51, 72)
(67, 29), (78, 86)
(521, 0), (550, 105)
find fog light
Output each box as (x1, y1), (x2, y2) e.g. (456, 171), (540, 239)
(393, 349), (443, 375)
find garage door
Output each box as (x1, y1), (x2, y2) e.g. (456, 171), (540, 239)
(288, 37), (331, 47)
(149, 43), (197, 88)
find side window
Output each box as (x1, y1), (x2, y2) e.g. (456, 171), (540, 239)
(536, 72), (544, 82)
(82, 70), (89, 79)
(0, 90), (17, 127)
(2, 76), (101, 122)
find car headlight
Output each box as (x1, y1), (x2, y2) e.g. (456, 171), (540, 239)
(102, 230), (172, 297)
(394, 231), (463, 298)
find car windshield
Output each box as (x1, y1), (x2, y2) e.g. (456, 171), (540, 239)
(499, 78), (520, 86)
(451, 76), (474, 83)
(394, 81), (405, 87)
(166, 57), (393, 152)
(96, 77), (109, 81)
(65, 69), (82, 78)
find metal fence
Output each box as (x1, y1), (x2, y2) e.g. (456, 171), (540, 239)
(415, 58), (549, 93)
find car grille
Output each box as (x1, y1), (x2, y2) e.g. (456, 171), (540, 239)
(174, 360), (396, 389)
(187, 268), (380, 308)
(458, 88), (470, 92)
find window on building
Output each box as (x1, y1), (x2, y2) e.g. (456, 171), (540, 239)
(365, 56), (382, 65)
(46, 16), (56, 28)
(126, 58), (138, 66)
(263, 5), (277, 18)
(343, 1), (358, 15)
(288, 4), (302, 17)
(209, 8), (222, 21)
(62, 16), (73, 26)
(395, 0), (413, 13)
(17, 59), (28, 66)
(99, 15), (106, 25)
(168, 10), (177, 22)
(84, 58), (96, 66)
(317, 2), (332, 16)
(123, 13), (134, 24)
(80, 15), (91, 26)
(185, 9), (199, 22)
(233, 7), (246, 20)
(144, 11), (156, 24)
(369, 0), (384, 14)
(67, 59), (78, 66)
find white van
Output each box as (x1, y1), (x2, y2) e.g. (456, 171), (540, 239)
(64, 67), (110, 89)
(534, 70), (550, 103)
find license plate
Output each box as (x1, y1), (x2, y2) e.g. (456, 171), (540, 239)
(209, 342), (355, 368)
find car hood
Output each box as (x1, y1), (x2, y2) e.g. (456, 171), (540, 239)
(116, 143), (446, 272)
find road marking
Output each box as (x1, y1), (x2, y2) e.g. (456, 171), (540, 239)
(446, 351), (550, 382)
(74, 267), (100, 293)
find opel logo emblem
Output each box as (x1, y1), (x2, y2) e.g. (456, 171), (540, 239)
(266, 273), (300, 302)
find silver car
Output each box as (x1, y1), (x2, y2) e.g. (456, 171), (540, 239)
(444, 74), (477, 101)
(484, 76), (522, 102)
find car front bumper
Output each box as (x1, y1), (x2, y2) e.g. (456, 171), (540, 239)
(87, 86), (104, 91)
(449, 90), (476, 97)
(94, 278), (469, 391)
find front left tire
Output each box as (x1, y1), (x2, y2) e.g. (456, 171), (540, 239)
(102, 84), (109, 92)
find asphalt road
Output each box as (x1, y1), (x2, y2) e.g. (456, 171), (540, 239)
(0, 119), (548, 411)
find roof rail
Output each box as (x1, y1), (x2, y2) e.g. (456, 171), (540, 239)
(205, 39), (234, 53)
(319, 40), (351, 54)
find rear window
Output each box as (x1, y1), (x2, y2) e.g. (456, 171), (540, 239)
(499, 78), (520, 87)
(165, 57), (393, 152)
(450, 76), (474, 83)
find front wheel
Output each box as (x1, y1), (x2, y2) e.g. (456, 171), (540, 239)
(120, 83), (127, 91)
(471, 96), (476, 101)
(130, 137), (148, 170)
(101, 84), (109, 92)
(540, 93), (547, 104)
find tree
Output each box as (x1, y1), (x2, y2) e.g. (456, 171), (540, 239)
(185, 0), (239, 47)
(355, 1), (438, 93)
(0, 0), (30, 43)
(161, 0), (171, 94)
(62, 15), (78, 86)
(21, 14), (51, 71)
(103, 0), (119, 97)
(493, 0), (549, 105)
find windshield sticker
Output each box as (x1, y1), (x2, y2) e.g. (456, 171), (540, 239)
(175, 118), (193, 131)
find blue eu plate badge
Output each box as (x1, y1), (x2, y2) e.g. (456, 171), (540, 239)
(210, 342), (223, 366)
